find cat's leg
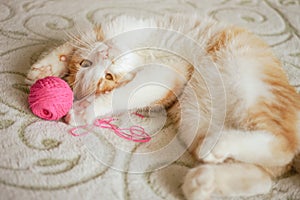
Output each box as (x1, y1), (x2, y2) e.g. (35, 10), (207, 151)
(65, 82), (173, 125)
(65, 93), (113, 125)
(182, 163), (272, 200)
(25, 42), (74, 85)
(197, 129), (294, 167)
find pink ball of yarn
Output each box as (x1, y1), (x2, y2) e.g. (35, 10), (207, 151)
(28, 76), (73, 120)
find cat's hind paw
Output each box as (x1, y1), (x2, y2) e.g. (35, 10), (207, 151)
(182, 165), (215, 200)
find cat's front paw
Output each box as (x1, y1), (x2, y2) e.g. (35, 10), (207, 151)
(64, 108), (87, 126)
(26, 64), (55, 85)
(64, 99), (95, 126)
(182, 165), (215, 200)
(26, 42), (75, 85)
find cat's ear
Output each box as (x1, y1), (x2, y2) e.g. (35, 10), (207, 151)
(25, 42), (74, 85)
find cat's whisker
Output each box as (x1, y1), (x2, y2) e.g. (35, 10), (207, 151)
(66, 30), (94, 50)
(70, 37), (91, 49)
(63, 29), (76, 43)
(72, 80), (97, 99)
(67, 39), (92, 53)
(68, 42), (89, 52)
(69, 74), (82, 86)
(73, 24), (95, 49)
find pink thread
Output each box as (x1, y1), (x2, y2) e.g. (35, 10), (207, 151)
(28, 76), (73, 120)
(69, 126), (89, 137)
(133, 112), (145, 119)
(69, 116), (151, 143)
(94, 118), (151, 143)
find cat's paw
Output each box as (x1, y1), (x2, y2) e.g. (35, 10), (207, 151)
(26, 64), (55, 85)
(196, 137), (230, 164)
(182, 165), (215, 200)
(26, 57), (68, 85)
(64, 108), (87, 126)
(64, 99), (95, 126)
(202, 151), (228, 164)
(26, 45), (72, 85)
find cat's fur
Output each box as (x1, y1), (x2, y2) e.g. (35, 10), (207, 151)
(26, 15), (300, 200)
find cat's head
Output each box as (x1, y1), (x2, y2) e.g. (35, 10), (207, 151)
(65, 16), (157, 100)
(66, 38), (141, 100)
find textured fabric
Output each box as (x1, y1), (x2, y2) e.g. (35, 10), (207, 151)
(0, 0), (299, 199)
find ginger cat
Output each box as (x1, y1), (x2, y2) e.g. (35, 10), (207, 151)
(26, 15), (300, 200)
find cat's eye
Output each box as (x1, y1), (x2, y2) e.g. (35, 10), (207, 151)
(80, 59), (93, 68)
(105, 73), (114, 81)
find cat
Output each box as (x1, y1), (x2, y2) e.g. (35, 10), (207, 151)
(25, 15), (300, 200)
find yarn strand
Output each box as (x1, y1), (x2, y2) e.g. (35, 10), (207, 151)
(69, 116), (151, 143)
(94, 118), (151, 143)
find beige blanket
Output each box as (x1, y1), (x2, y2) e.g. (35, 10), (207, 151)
(0, 0), (299, 199)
